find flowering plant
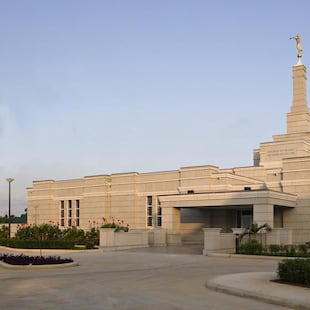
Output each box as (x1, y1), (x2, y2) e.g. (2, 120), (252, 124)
(101, 217), (129, 232)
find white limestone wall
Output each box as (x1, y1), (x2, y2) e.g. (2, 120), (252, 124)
(99, 228), (149, 251)
(202, 228), (235, 255)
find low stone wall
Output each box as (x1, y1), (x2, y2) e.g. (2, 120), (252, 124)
(99, 228), (149, 251)
(240, 228), (293, 246)
(148, 228), (167, 246)
(203, 227), (294, 255)
(202, 228), (235, 255)
(167, 232), (182, 246)
(266, 228), (292, 245)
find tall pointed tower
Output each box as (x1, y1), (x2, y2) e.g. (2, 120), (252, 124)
(287, 63), (310, 133)
(254, 35), (310, 168)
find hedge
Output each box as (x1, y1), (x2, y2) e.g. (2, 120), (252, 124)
(238, 240), (310, 257)
(277, 258), (310, 286)
(0, 238), (75, 249)
(0, 225), (99, 249)
(238, 239), (263, 255)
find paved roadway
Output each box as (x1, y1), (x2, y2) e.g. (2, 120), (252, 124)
(0, 247), (295, 310)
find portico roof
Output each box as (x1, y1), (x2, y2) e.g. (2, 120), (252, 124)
(159, 189), (297, 208)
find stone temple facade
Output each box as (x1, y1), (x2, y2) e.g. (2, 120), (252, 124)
(27, 54), (310, 246)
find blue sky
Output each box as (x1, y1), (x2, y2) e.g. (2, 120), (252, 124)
(0, 0), (309, 215)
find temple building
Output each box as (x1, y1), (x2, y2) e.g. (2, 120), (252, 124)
(27, 47), (310, 246)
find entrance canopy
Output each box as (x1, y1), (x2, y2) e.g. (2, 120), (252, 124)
(159, 190), (297, 230)
(159, 189), (297, 208)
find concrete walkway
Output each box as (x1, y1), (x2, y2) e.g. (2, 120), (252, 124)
(206, 271), (310, 310)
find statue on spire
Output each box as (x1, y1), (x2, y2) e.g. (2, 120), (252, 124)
(290, 34), (302, 59)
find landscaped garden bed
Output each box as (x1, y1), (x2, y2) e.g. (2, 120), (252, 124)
(238, 239), (310, 257)
(0, 254), (73, 265)
(0, 223), (99, 250)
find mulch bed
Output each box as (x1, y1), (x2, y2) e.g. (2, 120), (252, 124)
(271, 279), (310, 289)
(0, 254), (73, 265)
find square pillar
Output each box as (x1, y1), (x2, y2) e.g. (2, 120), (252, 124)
(162, 207), (181, 231)
(162, 207), (181, 245)
(253, 204), (274, 228)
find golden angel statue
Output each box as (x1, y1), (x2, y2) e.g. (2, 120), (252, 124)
(290, 34), (302, 59)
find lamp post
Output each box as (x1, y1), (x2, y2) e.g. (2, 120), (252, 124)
(6, 178), (14, 239)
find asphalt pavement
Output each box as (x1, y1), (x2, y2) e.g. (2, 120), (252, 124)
(0, 246), (308, 310)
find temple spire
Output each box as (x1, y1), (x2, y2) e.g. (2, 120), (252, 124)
(287, 34), (310, 134)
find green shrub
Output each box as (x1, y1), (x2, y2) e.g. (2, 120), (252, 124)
(236, 239), (310, 257)
(1, 223), (99, 250)
(268, 244), (281, 255)
(278, 258), (310, 286)
(101, 223), (117, 228)
(101, 217), (129, 232)
(15, 224), (63, 241)
(238, 239), (263, 255)
(298, 244), (309, 256)
(84, 240), (95, 249)
(85, 228), (99, 248)
(63, 227), (86, 244)
(0, 225), (9, 239)
(0, 238), (75, 249)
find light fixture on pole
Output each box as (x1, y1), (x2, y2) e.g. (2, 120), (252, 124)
(6, 178), (14, 239)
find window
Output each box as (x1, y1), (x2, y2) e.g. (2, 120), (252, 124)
(76, 200), (80, 227)
(157, 206), (162, 227)
(68, 200), (72, 227)
(60, 201), (65, 227)
(147, 196), (153, 227)
(147, 206), (153, 226)
(237, 210), (253, 228)
(147, 196), (152, 206)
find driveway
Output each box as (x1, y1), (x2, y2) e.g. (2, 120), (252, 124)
(0, 247), (293, 310)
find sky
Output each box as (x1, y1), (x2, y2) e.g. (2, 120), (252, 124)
(0, 0), (309, 216)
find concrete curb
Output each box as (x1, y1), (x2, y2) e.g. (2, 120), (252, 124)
(206, 272), (310, 310)
(0, 245), (88, 255)
(206, 252), (295, 261)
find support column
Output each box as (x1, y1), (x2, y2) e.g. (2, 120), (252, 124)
(162, 207), (181, 231)
(253, 204), (274, 228)
(162, 207), (181, 245)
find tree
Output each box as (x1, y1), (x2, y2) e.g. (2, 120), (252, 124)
(0, 225), (9, 238)
(239, 223), (272, 242)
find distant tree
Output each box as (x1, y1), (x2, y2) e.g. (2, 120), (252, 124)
(0, 215), (13, 224)
(0, 225), (9, 238)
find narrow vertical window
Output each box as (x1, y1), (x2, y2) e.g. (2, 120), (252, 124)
(60, 201), (65, 227)
(147, 196), (153, 227)
(147, 196), (152, 206)
(76, 200), (80, 227)
(157, 205), (162, 227)
(68, 200), (72, 227)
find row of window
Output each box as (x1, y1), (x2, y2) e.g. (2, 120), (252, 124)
(60, 197), (160, 228)
(146, 196), (162, 227)
(60, 200), (80, 227)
